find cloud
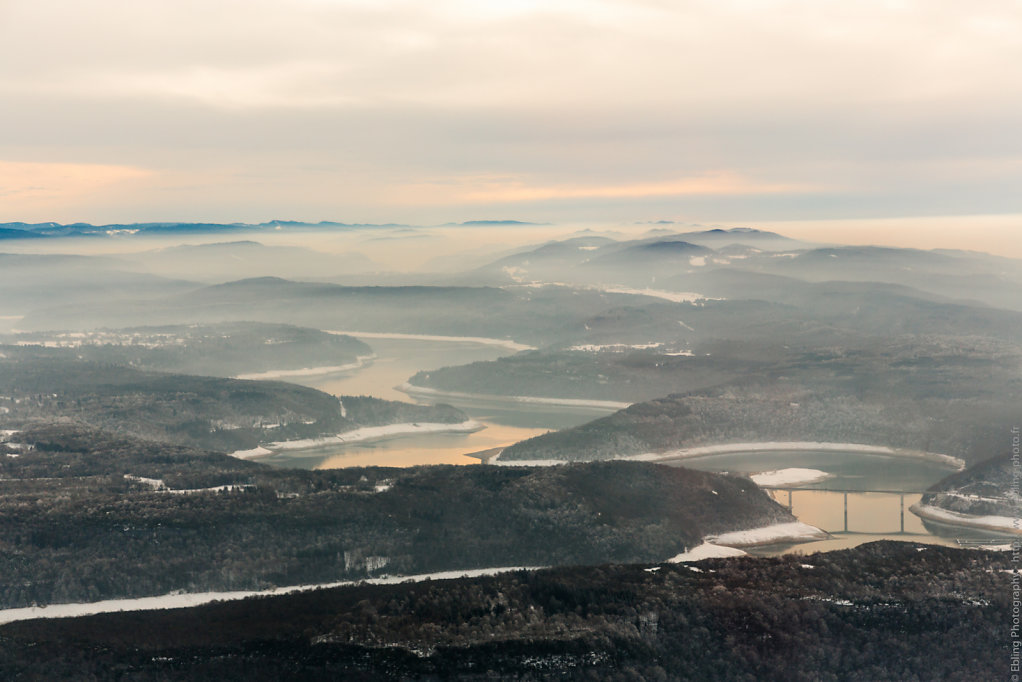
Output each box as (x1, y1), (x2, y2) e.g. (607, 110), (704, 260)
(440, 172), (821, 203)
(0, 160), (152, 217)
(0, 0), (1019, 222)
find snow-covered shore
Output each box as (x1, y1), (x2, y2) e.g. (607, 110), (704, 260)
(0, 565), (544, 626)
(234, 355), (374, 381)
(494, 441), (965, 469)
(399, 382), (631, 411)
(749, 468), (832, 487)
(668, 543), (748, 562)
(910, 503), (1021, 535)
(667, 521), (829, 562)
(228, 420), (485, 459)
(631, 441), (966, 470)
(708, 521), (829, 547)
(324, 330), (535, 352)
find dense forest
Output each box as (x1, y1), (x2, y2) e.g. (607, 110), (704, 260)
(5, 322), (372, 378)
(0, 423), (793, 608)
(0, 542), (1007, 680)
(0, 348), (467, 451)
(411, 335), (1022, 406)
(499, 337), (1021, 466)
(918, 449), (1017, 518)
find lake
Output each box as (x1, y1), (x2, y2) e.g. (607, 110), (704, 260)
(263, 337), (991, 553)
(259, 335), (614, 468)
(669, 449), (978, 553)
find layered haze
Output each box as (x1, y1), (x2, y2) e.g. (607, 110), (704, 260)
(1, 0), (1020, 241)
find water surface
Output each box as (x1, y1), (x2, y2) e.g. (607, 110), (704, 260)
(267, 336), (611, 468)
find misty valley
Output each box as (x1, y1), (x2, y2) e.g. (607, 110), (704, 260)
(0, 221), (1018, 679)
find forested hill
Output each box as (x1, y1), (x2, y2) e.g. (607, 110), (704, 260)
(500, 378), (1016, 466)
(918, 450), (1017, 518)
(0, 424), (793, 608)
(6, 322), (372, 378)
(0, 542), (1006, 680)
(0, 350), (466, 452)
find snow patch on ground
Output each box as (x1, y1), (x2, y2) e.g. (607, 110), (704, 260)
(750, 468), (832, 487)
(708, 521), (829, 547)
(568, 342), (670, 353)
(668, 543), (748, 562)
(602, 287), (716, 303)
(123, 475), (253, 495)
(0, 566), (545, 626)
(230, 446), (273, 460)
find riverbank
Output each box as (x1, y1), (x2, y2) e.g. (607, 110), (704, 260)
(668, 521), (829, 561)
(492, 441), (965, 469)
(909, 503), (1021, 535)
(234, 355), (374, 381)
(229, 419), (485, 459)
(0, 565), (543, 627)
(399, 382), (632, 411)
(324, 330), (535, 352)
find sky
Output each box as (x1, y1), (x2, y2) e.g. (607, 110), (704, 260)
(1, 0), (1021, 239)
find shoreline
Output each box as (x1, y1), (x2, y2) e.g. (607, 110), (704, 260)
(229, 419), (485, 459)
(909, 503), (1022, 536)
(399, 382), (631, 411)
(323, 330), (535, 352)
(0, 565), (544, 627)
(234, 355), (375, 381)
(669, 521), (830, 562)
(707, 521), (830, 548)
(494, 441), (965, 469)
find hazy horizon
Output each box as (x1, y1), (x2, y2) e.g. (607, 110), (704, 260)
(2, 1), (1020, 236)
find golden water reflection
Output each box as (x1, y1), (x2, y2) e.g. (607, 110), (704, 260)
(311, 423), (547, 469)
(760, 490), (962, 555)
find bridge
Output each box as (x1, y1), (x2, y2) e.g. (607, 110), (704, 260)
(758, 486), (1013, 546)
(767, 487), (928, 535)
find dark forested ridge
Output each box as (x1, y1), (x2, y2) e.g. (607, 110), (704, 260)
(5, 322), (373, 378)
(0, 542), (1007, 680)
(0, 424), (793, 608)
(0, 348), (466, 451)
(919, 449), (1017, 518)
(499, 338), (1021, 466)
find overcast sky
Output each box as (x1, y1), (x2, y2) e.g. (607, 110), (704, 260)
(1, 0), (1020, 231)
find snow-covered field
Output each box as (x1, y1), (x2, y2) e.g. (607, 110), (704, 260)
(324, 330), (534, 352)
(0, 566), (544, 626)
(749, 468), (832, 487)
(910, 503), (1021, 535)
(228, 420), (485, 459)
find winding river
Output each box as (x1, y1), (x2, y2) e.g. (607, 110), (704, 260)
(256, 335), (612, 469)
(262, 334), (988, 553)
